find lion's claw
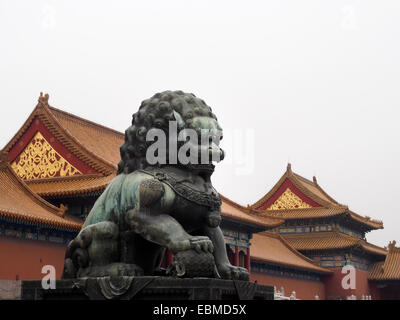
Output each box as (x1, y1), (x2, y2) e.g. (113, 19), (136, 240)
(189, 236), (214, 254)
(217, 263), (249, 281)
(169, 236), (214, 254)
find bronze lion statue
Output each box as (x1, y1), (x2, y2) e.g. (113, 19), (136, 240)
(62, 90), (249, 281)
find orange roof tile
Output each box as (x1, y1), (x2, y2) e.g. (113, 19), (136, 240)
(258, 207), (383, 230)
(262, 207), (348, 220)
(369, 241), (400, 280)
(0, 152), (82, 231)
(26, 174), (115, 198)
(283, 231), (387, 257)
(220, 194), (283, 229)
(48, 106), (124, 170)
(251, 231), (332, 274)
(251, 163), (383, 231)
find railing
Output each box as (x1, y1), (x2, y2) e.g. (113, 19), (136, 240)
(273, 286), (299, 300)
(347, 295), (372, 300)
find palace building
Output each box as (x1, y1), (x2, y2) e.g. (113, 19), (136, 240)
(250, 164), (388, 299)
(0, 93), (398, 300)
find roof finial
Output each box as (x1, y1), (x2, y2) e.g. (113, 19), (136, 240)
(38, 92), (49, 106)
(287, 163), (292, 172)
(388, 240), (397, 252)
(313, 176), (317, 184)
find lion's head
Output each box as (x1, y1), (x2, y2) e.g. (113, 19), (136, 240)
(118, 90), (224, 175)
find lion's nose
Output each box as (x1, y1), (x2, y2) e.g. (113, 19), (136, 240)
(208, 143), (224, 163)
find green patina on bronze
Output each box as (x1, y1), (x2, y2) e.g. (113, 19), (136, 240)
(63, 90), (249, 281)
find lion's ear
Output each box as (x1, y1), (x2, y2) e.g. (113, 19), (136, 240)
(173, 110), (186, 129)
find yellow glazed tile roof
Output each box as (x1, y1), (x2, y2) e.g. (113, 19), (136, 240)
(0, 152), (82, 231)
(369, 241), (400, 280)
(251, 231), (331, 274)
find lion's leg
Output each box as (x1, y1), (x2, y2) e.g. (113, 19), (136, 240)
(127, 208), (214, 254)
(127, 234), (166, 275)
(202, 226), (249, 281)
(65, 221), (145, 278)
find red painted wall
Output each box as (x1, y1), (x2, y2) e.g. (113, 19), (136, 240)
(379, 284), (400, 300)
(251, 272), (326, 300)
(0, 236), (66, 280)
(369, 282), (382, 300)
(323, 268), (373, 299)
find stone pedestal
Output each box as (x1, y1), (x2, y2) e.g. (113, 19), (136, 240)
(21, 277), (273, 300)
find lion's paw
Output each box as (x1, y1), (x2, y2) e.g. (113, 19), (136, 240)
(217, 263), (249, 281)
(169, 236), (214, 254)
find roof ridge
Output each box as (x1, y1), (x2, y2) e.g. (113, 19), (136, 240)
(293, 172), (315, 186)
(48, 106), (124, 138)
(259, 206), (347, 214)
(288, 170), (339, 208)
(250, 166), (290, 209)
(25, 173), (106, 184)
(312, 179), (341, 205)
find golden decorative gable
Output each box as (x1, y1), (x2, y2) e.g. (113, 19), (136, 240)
(11, 131), (82, 180)
(267, 188), (312, 210)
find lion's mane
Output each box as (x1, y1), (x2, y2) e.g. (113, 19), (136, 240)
(117, 90), (220, 175)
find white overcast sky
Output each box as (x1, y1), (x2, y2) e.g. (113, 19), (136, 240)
(0, 1), (399, 247)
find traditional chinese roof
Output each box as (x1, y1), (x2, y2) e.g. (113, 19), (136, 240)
(250, 163), (383, 231)
(1, 93), (124, 198)
(251, 231), (332, 274)
(369, 241), (400, 281)
(220, 194), (283, 230)
(0, 152), (82, 231)
(3, 93), (121, 180)
(283, 231), (387, 257)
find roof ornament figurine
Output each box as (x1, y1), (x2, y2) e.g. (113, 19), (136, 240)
(59, 204), (68, 217)
(38, 92), (49, 106)
(388, 240), (397, 252)
(313, 176), (317, 184)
